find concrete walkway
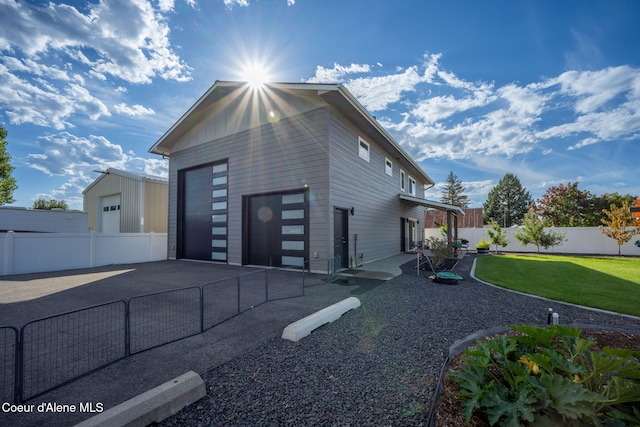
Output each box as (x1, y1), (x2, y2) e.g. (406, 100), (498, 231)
(338, 253), (418, 280)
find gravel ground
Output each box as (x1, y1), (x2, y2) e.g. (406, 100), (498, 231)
(159, 255), (640, 426)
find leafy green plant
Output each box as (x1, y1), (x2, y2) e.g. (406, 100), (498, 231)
(476, 239), (490, 249)
(486, 220), (509, 254)
(448, 324), (640, 426)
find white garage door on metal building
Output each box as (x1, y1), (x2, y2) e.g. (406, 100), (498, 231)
(101, 194), (121, 233)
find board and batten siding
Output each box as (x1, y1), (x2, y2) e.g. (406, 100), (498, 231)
(167, 107), (331, 263)
(142, 180), (169, 233)
(169, 89), (328, 155)
(328, 108), (426, 263)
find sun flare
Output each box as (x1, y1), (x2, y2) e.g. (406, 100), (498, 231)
(241, 62), (271, 88)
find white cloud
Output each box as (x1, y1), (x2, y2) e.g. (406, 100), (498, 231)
(224, 0), (249, 7)
(318, 55), (640, 162)
(307, 63), (372, 83)
(551, 66), (639, 114)
(0, 0), (191, 84)
(0, 0), (191, 129)
(113, 103), (155, 116)
(346, 67), (425, 112)
(26, 131), (167, 205)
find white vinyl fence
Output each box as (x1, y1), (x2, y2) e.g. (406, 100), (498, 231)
(0, 231), (167, 276)
(424, 226), (640, 256)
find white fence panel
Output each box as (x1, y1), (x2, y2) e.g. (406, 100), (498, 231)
(0, 232), (167, 276)
(425, 226), (640, 256)
(94, 233), (161, 265)
(11, 233), (90, 273)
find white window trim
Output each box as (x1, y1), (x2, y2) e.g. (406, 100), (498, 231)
(400, 169), (406, 192)
(358, 137), (370, 162)
(385, 157), (393, 176)
(409, 176), (417, 196)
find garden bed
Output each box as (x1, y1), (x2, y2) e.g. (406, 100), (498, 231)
(432, 329), (640, 426)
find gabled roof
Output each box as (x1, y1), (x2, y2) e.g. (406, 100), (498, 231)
(149, 81), (434, 185)
(82, 168), (167, 194)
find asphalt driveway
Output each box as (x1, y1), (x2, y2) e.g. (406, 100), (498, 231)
(0, 260), (364, 427)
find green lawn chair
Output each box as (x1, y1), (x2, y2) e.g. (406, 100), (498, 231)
(421, 254), (463, 285)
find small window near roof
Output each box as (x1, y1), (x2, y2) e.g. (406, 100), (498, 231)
(400, 169), (406, 191)
(409, 176), (417, 196)
(385, 158), (393, 176)
(358, 137), (370, 162)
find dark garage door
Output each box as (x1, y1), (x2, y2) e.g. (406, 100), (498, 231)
(246, 191), (308, 268)
(178, 161), (228, 261)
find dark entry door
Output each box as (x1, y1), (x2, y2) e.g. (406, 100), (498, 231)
(248, 194), (281, 267)
(400, 217), (406, 252)
(334, 208), (349, 269)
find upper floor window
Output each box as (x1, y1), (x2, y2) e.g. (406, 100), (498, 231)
(400, 169), (406, 192)
(408, 176), (417, 196)
(358, 137), (370, 162)
(385, 158), (393, 176)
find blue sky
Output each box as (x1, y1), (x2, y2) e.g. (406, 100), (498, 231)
(1, 0), (639, 210)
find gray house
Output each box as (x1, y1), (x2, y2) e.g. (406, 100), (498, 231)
(150, 81), (454, 269)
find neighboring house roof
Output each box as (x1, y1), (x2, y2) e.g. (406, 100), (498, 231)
(149, 81), (434, 186)
(82, 168), (168, 195)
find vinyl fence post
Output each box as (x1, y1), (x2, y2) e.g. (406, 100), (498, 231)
(5, 230), (14, 275)
(89, 231), (96, 268)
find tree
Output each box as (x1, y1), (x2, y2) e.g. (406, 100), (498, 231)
(483, 173), (532, 227)
(0, 125), (17, 205)
(33, 198), (69, 210)
(586, 193), (637, 227)
(485, 221), (509, 254)
(534, 182), (594, 227)
(514, 209), (566, 253)
(440, 171), (469, 208)
(599, 201), (640, 255)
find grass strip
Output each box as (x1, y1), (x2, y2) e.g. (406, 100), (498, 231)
(474, 254), (640, 317)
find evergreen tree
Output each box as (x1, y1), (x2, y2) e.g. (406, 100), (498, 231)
(483, 173), (532, 227)
(440, 171), (469, 208)
(587, 193), (637, 226)
(0, 125), (17, 205)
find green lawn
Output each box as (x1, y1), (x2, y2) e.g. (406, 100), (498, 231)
(474, 254), (640, 317)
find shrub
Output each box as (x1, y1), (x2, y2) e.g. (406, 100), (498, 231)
(426, 236), (455, 268)
(448, 324), (640, 426)
(476, 239), (490, 249)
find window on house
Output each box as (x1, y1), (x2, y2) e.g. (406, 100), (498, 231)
(385, 158), (393, 176)
(358, 137), (370, 162)
(409, 176), (417, 196)
(400, 170), (406, 192)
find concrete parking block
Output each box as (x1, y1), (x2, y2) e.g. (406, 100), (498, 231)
(282, 296), (361, 342)
(73, 370), (205, 427)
